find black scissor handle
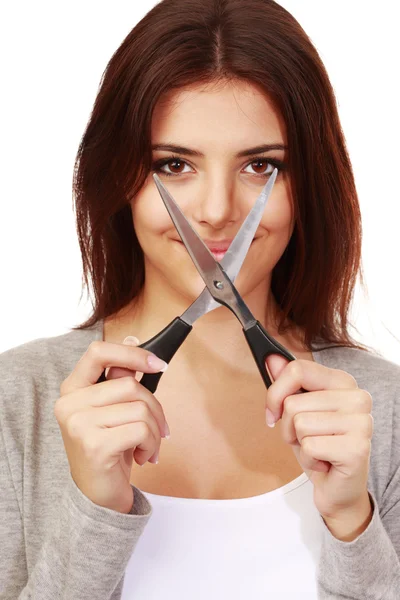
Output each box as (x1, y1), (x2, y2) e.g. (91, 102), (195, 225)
(243, 320), (296, 389)
(96, 317), (192, 393)
(139, 317), (192, 392)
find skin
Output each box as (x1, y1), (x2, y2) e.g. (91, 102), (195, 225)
(105, 79), (374, 540)
(131, 79), (294, 332)
(110, 79), (309, 356)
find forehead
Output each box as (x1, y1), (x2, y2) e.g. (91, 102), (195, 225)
(151, 80), (287, 148)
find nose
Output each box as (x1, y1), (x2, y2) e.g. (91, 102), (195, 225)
(192, 172), (241, 229)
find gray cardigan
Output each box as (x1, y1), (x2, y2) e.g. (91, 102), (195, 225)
(0, 320), (399, 599)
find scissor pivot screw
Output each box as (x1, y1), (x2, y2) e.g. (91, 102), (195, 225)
(214, 280), (224, 290)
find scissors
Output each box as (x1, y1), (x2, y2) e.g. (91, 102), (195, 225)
(97, 168), (295, 392)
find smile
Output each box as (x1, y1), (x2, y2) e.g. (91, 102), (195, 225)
(173, 239), (257, 262)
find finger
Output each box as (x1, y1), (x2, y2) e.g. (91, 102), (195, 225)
(291, 443), (330, 474)
(96, 400), (162, 465)
(56, 375), (169, 439)
(265, 354), (289, 382)
(280, 389), (373, 444)
(299, 434), (371, 471)
(102, 421), (157, 466)
(106, 366), (141, 380)
(288, 411), (374, 445)
(71, 401), (162, 450)
(92, 401), (161, 435)
(61, 340), (168, 393)
(106, 336), (140, 380)
(266, 359), (358, 421)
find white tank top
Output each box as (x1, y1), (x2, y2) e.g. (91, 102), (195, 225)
(121, 473), (325, 599)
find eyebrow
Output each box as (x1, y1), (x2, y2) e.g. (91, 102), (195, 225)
(151, 143), (287, 158)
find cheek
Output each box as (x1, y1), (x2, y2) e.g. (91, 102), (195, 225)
(261, 185), (293, 237)
(130, 183), (206, 300)
(131, 185), (172, 243)
(232, 185), (294, 293)
(251, 185), (294, 270)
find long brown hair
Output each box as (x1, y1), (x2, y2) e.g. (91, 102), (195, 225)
(72, 0), (369, 351)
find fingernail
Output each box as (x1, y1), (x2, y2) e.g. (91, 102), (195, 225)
(164, 421), (171, 439)
(149, 449), (159, 464)
(266, 408), (276, 428)
(123, 336), (140, 345)
(147, 354), (168, 372)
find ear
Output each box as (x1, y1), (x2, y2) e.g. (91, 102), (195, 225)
(265, 354), (289, 384)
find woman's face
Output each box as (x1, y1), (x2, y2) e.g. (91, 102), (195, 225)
(130, 79), (294, 305)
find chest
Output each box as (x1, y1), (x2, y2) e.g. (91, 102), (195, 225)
(130, 448), (304, 500)
(130, 367), (304, 500)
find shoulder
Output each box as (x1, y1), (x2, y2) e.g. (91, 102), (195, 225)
(0, 322), (102, 381)
(313, 343), (400, 386)
(313, 343), (400, 420)
(0, 321), (102, 413)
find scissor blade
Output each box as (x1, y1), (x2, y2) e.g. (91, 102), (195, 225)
(153, 175), (220, 284)
(219, 168), (277, 280)
(179, 170), (277, 323)
(153, 170), (277, 285)
(153, 170), (277, 325)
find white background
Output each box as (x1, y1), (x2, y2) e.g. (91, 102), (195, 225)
(0, 1), (399, 364)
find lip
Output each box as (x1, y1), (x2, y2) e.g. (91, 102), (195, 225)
(203, 240), (233, 252)
(172, 238), (233, 251)
(172, 237), (258, 260)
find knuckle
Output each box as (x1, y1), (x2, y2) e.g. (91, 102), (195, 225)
(288, 360), (303, 382)
(283, 395), (297, 417)
(65, 412), (85, 439)
(136, 420), (151, 440)
(339, 369), (357, 388)
(293, 412), (306, 435)
(302, 436), (314, 455)
(123, 376), (139, 396)
(281, 426), (295, 445)
(358, 389), (373, 411)
(369, 413), (375, 436)
(363, 413), (374, 437)
(59, 378), (70, 396)
(53, 398), (64, 422)
(87, 340), (103, 361)
(82, 433), (101, 459)
(133, 400), (150, 420)
(355, 438), (371, 459)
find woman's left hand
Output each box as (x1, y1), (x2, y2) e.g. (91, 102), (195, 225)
(265, 355), (374, 522)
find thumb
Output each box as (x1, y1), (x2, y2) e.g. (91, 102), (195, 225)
(265, 353), (289, 384)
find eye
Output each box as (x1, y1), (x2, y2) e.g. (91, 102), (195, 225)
(243, 159), (275, 177)
(152, 155), (286, 179)
(152, 157), (193, 177)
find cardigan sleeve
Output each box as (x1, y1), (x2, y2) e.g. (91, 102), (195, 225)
(316, 368), (400, 600)
(0, 417), (153, 600)
(317, 488), (400, 599)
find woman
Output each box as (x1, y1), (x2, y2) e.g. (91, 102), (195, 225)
(1, 0), (399, 598)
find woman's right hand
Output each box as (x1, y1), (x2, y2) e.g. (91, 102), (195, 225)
(54, 338), (169, 514)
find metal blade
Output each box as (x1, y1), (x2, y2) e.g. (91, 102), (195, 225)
(219, 168), (277, 281)
(177, 169), (277, 323)
(153, 169), (277, 325)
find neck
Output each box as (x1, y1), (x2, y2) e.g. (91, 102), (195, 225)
(105, 273), (308, 365)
